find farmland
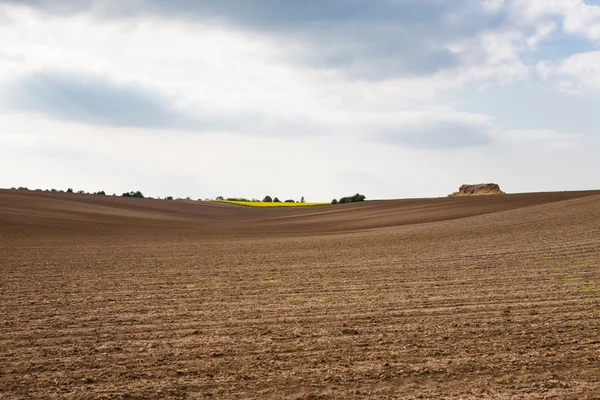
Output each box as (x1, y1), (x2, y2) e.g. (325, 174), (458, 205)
(213, 200), (328, 207)
(1, 189), (600, 399)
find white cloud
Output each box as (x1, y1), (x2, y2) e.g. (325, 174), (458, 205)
(512, 0), (600, 40)
(496, 129), (581, 150)
(527, 21), (557, 47)
(536, 60), (556, 79)
(482, 0), (506, 13)
(557, 51), (600, 90)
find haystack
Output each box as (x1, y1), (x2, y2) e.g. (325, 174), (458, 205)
(449, 183), (505, 197)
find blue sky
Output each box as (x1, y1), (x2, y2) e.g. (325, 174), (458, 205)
(0, 0), (599, 200)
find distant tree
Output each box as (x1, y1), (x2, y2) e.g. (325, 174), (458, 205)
(216, 196), (224, 201)
(353, 193), (366, 202)
(10, 187), (16, 190)
(122, 191), (144, 198)
(273, 197), (281, 203)
(94, 191), (106, 195)
(300, 196), (305, 203)
(331, 199), (338, 204)
(165, 196), (173, 200)
(66, 188), (74, 193)
(284, 199), (295, 203)
(77, 190), (85, 194)
(263, 195), (273, 202)
(50, 189), (58, 192)
(17, 187), (29, 191)
(336, 193), (366, 204)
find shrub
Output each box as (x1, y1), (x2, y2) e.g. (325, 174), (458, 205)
(331, 199), (338, 204)
(263, 195), (273, 202)
(336, 193), (366, 204)
(273, 197), (281, 203)
(66, 188), (74, 193)
(122, 191), (144, 198)
(284, 199), (295, 203)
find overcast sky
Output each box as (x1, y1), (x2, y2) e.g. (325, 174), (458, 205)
(1, 0), (599, 200)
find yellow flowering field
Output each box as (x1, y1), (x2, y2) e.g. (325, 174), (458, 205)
(215, 201), (328, 207)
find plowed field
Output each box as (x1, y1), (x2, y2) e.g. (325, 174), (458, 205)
(1, 189), (600, 399)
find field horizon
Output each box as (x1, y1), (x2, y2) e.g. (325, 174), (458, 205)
(2, 188), (600, 399)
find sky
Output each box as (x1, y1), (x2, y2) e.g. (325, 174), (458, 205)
(1, 0), (599, 201)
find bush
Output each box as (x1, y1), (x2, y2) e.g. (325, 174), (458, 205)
(17, 186), (29, 191)
(122, 191), (144, 198)
(227, 197), (251, 202)
(66, 188), (74, 193)
(263, 195), (273, 202)
(94, 191), (106, 195)
(216, 196), (224, 201)
(284, 199), (295, 203)
(165, 196), (173, 200)
(335, 193), (366, 204)
(331, 199), (338, 204)
(273, 197), (281, 203)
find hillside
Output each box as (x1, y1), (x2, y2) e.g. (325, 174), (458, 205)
(1, 189), (600, 399)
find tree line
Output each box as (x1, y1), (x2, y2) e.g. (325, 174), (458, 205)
(8, 187), (367, 204)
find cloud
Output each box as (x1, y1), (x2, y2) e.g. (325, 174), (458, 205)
(4, 72), (195, 129)
(0, 0), (524, 83)
(372, 112), (493, 149)
(1, 71), (340, 136)
(496, 129), (581, 149)
(536, 60), (556, 79)
(511, 0), (600, 40)
(557, 51), (600, 89)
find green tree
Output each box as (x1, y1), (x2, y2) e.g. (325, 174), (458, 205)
(273, 197), (281, 202)
(66, 188), (74, 193)
(336, 193), (366, 204)
(122, 191), (144, 198)
(263, 195), (273, 202)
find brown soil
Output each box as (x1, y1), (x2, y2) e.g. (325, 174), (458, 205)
(1, 189), (600, 399)
(449, 183), (506, 197)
